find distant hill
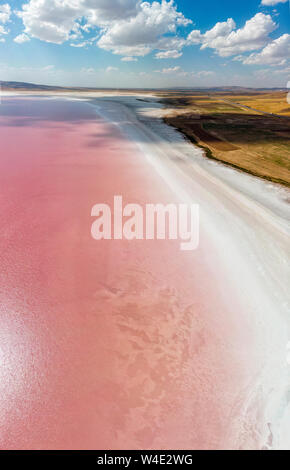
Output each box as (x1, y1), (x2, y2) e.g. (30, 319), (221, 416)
(0, 81), (66, 91)
(0, 81), (288, 93)
(167, 86), (288, 94)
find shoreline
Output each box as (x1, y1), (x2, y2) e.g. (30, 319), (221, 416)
(88, 94), (290, 449)
(159, 91), (290, 189)
(164, 117), (290, 188)
(2, 89), (290, 188)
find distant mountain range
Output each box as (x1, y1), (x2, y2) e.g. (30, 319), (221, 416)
(0, 81), (66, 90)
(0, 80), (288, 93)
(170, 86), (288, 92)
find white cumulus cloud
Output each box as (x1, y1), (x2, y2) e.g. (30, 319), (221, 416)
(0, 25), (8, 36)
(0, 3), (11, 40)
(15, 0), (191, 59)
(14, 33), (31, 44)
(187, 13), (277, 57)
(97, 0), (191, 57)
(154, 66), (181, 73)
(16, 0), (83, 44)
(242, 33), (290, 65)
(0, 3), (11, 23)
(261, 0), (288, 6)
(121, 56), (138, 62)
(155, 49), (182, 59)
(106, 66), (119, 72)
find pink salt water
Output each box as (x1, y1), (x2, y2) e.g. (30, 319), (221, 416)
(0, 96), (252, 450)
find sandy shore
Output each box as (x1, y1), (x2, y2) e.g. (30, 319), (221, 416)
(0, 93), (289, 449)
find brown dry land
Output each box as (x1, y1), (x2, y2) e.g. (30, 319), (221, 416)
(159, 91), (290, 187)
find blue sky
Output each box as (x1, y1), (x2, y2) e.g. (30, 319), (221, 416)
(0, 0), (289, 87)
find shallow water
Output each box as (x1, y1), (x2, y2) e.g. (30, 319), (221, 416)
(0, 96), (288, 450)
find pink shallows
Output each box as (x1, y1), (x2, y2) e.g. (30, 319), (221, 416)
(0, 97), (252, 450)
